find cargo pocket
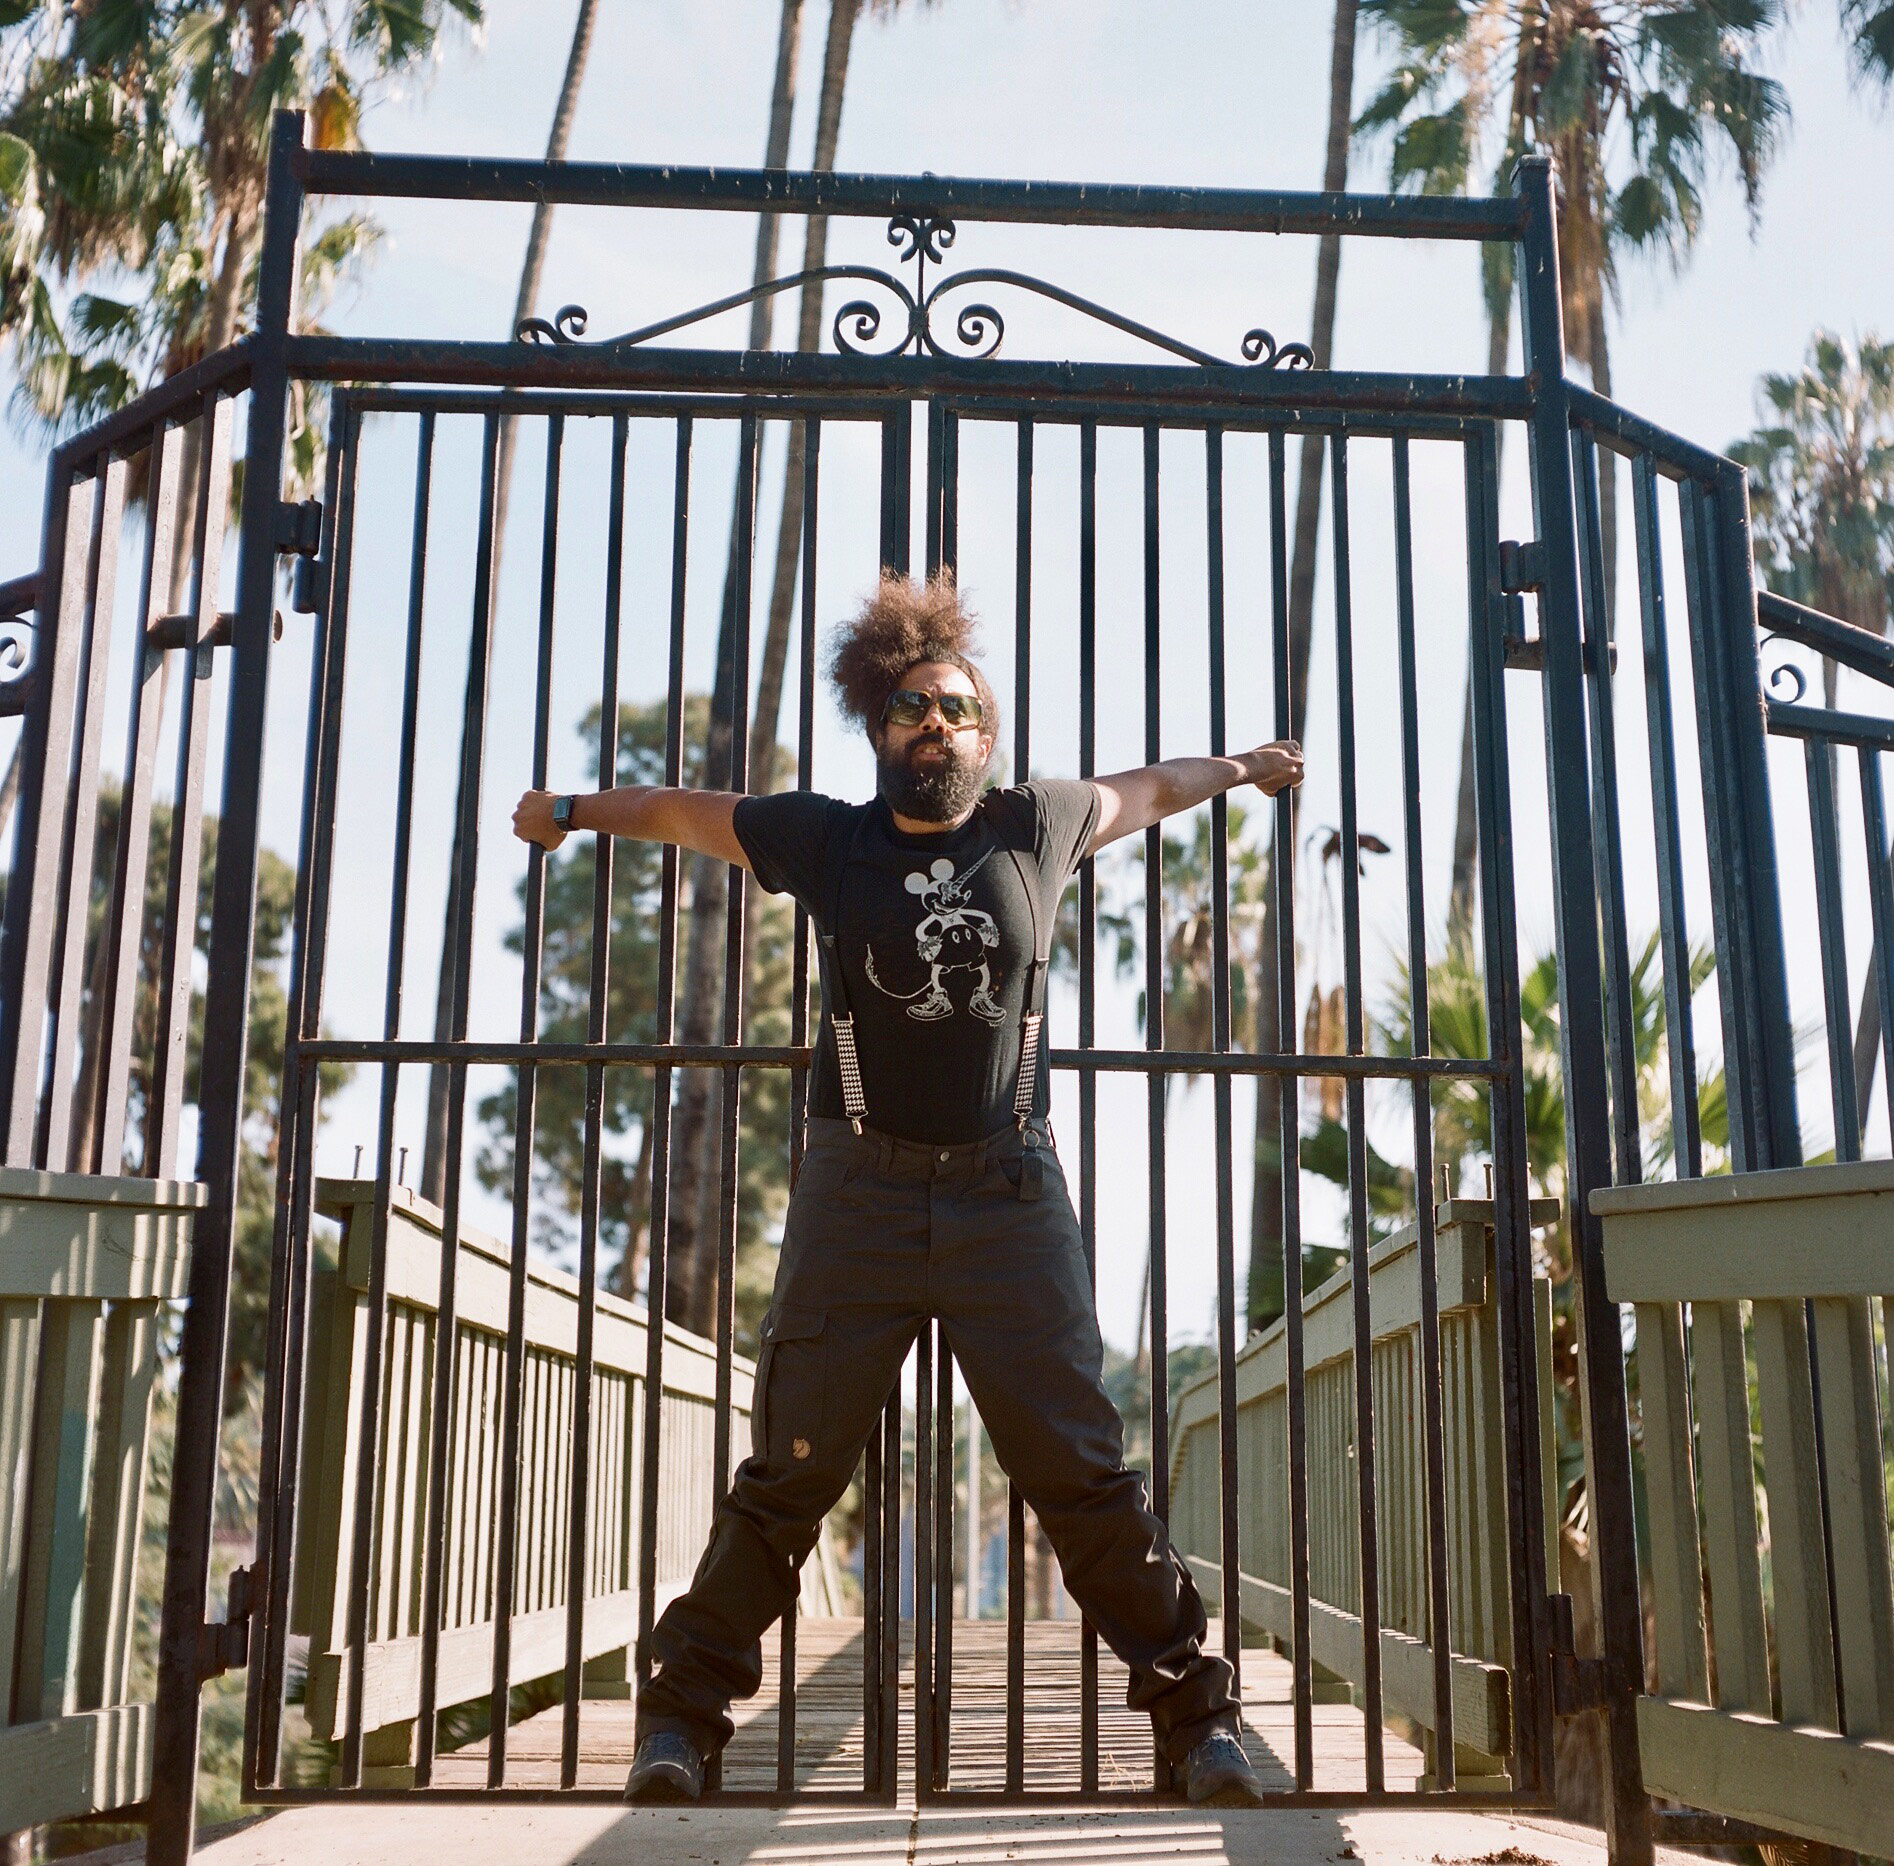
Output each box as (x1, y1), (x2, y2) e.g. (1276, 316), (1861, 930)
(752, 1304), (828, 1469)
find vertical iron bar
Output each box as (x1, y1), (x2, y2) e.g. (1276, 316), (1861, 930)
(249, 392), (358, 1789)
(1631, 455), (1703, 1179)
(1516, 159), (1648, 1858)
(915, 1318), (935, 1802)
(493, 410), (559, 1781)
(1329, 433), (1385, 1788)
(638, 418), (693, 1715)
(880, 1386), (901, 1801)
(1465, 422), (1555, 1800)
(563, 414), (629, 1787)
(1807, 742), (1860, 1159)
(1142, 421), (1170, 1793)
(778, 414), (817, 1791)
(1076, 417), (1100, 1791)
(145, 396), (236, 1179)
(0, 461), (88, 1158)
(1860, 754), (1894, 1142)
(1204, 426), (1243, 1700)
(1392, 434), (1457, 1777)
(1572, 430), (1644, 1185)
(711, 411), (759, 1513)
(1271, 428), (1314, 1790)
(1005, 1481), (1025, 1793)
(148, 109), (302, 1866)
(933, 1320), (953, 1790)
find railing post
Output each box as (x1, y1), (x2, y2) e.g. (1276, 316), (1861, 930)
(1512, 152), (1651, 1866)
(147, 107), (304, 1866)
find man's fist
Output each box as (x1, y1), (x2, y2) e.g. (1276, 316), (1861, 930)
(1241, 741), (1304, 797)
(513, 789), (567, 851)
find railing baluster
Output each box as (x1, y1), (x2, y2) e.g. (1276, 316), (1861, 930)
(1075, 416), (1100, 1793)
(1204, 426), (1243, 1707)
(94, 423), (185, 1172)
(147, 396), (235, 1179)
(1391, 434), (1456, 1778)
(637, 416), (692, 1729)
(1270, 428), (1314, 1791)
(1329, 432), (1384, 1788)
(42, 453), (125, 1174)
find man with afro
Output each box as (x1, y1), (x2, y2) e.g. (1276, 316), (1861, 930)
(514, 573), (1303, 1806)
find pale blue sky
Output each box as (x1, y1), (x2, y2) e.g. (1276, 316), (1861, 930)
(4, 1), (1891, 1356)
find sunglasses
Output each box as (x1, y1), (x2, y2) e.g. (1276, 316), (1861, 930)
(882, 688), (985, 730)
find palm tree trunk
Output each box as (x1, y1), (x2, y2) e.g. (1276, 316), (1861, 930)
(665, 0), (833, 1339)
(420, 0), (607, 1203)
(1247, 0), (1357, 1330)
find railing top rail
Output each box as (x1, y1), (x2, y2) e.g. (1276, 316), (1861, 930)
(294, 146), (1531, 242)
(314, 1176), (753, 1369)
(1759, 589), (1894, 687)
(280, 333), (1539, 419)
(49, 339), (253, 473)
(1565, 382), (1732, 484)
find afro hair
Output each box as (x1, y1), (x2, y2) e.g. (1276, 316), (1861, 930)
(827, 573), (1001, 743)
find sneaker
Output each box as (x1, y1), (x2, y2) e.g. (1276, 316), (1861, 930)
(624, 1730), (705, 1803)
(1182, 1728), (1266, 1807)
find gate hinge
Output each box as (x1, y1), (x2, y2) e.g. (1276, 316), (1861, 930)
(197, 1563), (254, 1681)
(1499, 538), (1547, 594)
(1547, 1590), (1609, 1715)
(274, 498), (323, 558)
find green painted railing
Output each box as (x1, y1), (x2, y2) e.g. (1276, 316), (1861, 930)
(1169, 1197), (1558, 1785)
(0, 1167), (205, 1834)
(294, 1180), (843, 1783)
(1597, 1161), (1894, 1858)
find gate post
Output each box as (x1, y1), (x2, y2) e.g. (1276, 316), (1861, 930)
(147, 109), (305, 1866)
(1512, 152), (1652, 1866)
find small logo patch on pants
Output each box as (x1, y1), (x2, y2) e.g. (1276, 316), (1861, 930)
(792, 1437), (812, 1460)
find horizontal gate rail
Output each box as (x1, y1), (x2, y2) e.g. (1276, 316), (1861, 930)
(290, 148), (1530, 241)
(279, 335), (1539, 417)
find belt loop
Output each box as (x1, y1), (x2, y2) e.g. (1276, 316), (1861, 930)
(878, 1131), (896, 1175)
(972, 1133), (990, 1178)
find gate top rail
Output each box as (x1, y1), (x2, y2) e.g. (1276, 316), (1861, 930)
(294, 147), (1531, 242)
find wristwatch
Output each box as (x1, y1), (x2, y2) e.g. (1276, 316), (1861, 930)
(551, 794), (578, 831)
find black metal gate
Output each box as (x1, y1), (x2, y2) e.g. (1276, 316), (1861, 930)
(0, 106), (1809, 1866)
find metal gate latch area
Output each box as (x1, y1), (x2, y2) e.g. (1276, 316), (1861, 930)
(197, 1564), (254, 1681)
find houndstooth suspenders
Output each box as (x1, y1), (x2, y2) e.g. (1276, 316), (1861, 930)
(817, 805), (1051, 1137)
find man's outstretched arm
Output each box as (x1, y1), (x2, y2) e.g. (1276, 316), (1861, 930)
(1087, 741), (1303, 855)
(512, 786), (751, 868)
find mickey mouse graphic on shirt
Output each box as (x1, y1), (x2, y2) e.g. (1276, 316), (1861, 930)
(864, 849), (1007, 1026)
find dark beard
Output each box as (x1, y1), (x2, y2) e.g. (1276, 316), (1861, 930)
(877, 732), (986, 822)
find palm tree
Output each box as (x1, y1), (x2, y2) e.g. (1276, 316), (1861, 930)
(1249, 0), (1361, 1335)
(1731, 332), (1894, 1114)
(1355, 0), (1788, 935)
(1844, 0), (1894, 82)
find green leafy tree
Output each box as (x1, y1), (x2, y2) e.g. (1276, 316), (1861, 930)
(1732, 331), (1894, 1113)
(1355, 0), (1788, 936)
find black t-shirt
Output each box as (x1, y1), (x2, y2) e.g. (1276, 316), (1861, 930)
(733, 781), (1100, 1143)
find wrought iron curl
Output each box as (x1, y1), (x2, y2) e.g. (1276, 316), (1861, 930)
(1242, 329), (1316, 370)
(0, 615), (30, 688)
(516, 304), (590, 344)
(889, 213), (956, 265)
(1767, 658), (1809, 704)
(831, 275), (923, 358)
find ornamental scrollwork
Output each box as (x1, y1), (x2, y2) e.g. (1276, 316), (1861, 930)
(517, 216), (1314, 372)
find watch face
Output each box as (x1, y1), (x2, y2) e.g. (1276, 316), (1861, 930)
(553, 795), (573, 828)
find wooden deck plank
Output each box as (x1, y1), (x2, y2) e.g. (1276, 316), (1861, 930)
(431, 1620), (1428, 1795)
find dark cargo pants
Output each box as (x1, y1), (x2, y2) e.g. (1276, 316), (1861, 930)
(636, 1114), (1239, 1763)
